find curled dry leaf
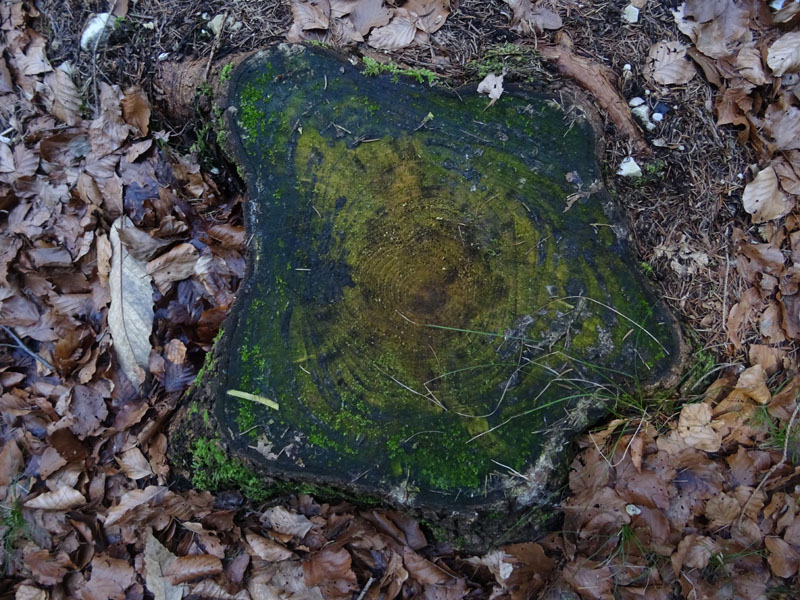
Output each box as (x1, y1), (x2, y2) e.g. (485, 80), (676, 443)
(646, 41), (696, 85)
(0, 438), (23, 486)
(45, 67), (81, 126)
(165, 554), (223, 585)
(109, 216), (155, 387)
(146, 242), (200, 293)
(81, 554), (136, 600)
(105, 485), (167, 526)
(742, 166), (793, 223)
(118, 447), (154, 480)
(767, 31), (800, 77)
(348, 0), (391, 35)
(405, 0), (450, 34)
(734, 364), (770, 404)
(24, 486), (85, 510)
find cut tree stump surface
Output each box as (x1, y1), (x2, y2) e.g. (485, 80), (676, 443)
(183, 44), (683, 513)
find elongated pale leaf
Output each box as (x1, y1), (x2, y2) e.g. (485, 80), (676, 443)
(165, 555), (222, 584)
(145, 531), (185, 600)
(46, 67), (81, 126)
(367, 10), (417, 50)
(109, 216), (154, 386)
(24, 486), (85, 510)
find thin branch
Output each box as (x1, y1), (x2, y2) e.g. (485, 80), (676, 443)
(1, 326), (55, 371)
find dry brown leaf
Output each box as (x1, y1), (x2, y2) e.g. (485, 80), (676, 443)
(765, 101), (800, 152)
(692, 0), (751, 59)
(760, 301), (786, 344)
(144, 531), (185, 600)
(562, 560), (613, 600)
(303, 547), (357, 598)
(766, 536), (800, 578)
(0, 438), (23, 486)
(45, 67), (81, 126)
(405, 0), (450, 34)
(503, 0), (562, 34)
(671, 534), (717, 575)
(704, 492), (740, 528)
(742, 166), (793, 223)
(24, 486), (85, 510)
(118, 447), (154, 480)
(677, 403), (722, 451)
(734, 364), (770, 404)
(105, 485), (168, 526)
(81, 554), (136, 600)
(69, 384), (108, 438)
(683, 0), (727, 22)
(749, 343), (784, 375)
(165, 554), (223, 585)
(291, 0), (331, 31)
(246, 531), (295, 561)
(347, 0), (391, 35)
(146, 243), (199, 293)
(368, 9), (417, 50)
(736, 45), (769, 85)
(646, 41), (696, 85)
(23, 549), (74, 586)
(262, 505), (314, 538)
(121, 87), (151, 137)
(767, 31), (800, 77)
(15, 585), (47, 600)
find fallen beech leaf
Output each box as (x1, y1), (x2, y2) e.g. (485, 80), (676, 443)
(704, 492), (740, 528)
(726, 286), (760, 349)
(24, 486), (85, 510)
(303, 547), (357, 598)
(766, 536), (800, 578)
(403, 547), (451, 585)
(146, 243), (199, 292)
(736, 46), (768, 86)
(109, 216), (154, 387)
(767, 31), (800, 77)
(765, 102), (800, 152)
(677, 403), (721, 452)
(121, 86), (151, 136)
(646, 41), (696, 85)
(477, 72), (504, 107)
(742, 166), (793, 223)
(503, 0), (562, 34)
(348, 0), (391, 35)
(562, 560), (613, 600)
(368, 9), (417, 50)
(105, 485), (168, 526)
(69, 384), (108, 438)
(291, 0), (331, 31)
(144, 531), (185, 600)
(116, 221), (172, 261)
(671, 534), (717, 574)
(81, 554), (135, 600)
(405, 0), (450, 34)
(15, 585), (47, 600)
(165, 554), (222, 584)
(683, 0), (727, 22)
(262, 506), (314, 538)
(734, 364), (770, 404)
(0, 439), (23, 486)
(749, 343), (784, 375)
(246, 531), (295, 561)
(118, 447), (154, 480)
(45, 67), (81, 126)
(23, 549), (74, 586)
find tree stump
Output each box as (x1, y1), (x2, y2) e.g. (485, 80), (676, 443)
(168, 44), (685, 547)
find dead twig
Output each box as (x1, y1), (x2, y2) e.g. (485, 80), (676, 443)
(1, 325), (55, 371)
(203, 11), (229, 82)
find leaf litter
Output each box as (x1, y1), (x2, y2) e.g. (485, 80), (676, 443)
(1, 0), (800, 598)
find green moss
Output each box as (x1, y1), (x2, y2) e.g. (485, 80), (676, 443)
(361, 56), (438, 85)
(220, 62), (234, 83)
(1, 490), (25, 574)
(194, 327), (224, 387)
(191, 438), (272, 501)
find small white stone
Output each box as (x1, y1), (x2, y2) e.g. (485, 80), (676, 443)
(626, 504), (642, 516)
(207, 14), (225, 35)
(623, 63), (632, 72)
(157, 52), (170, 62)
(622, 5), (640, 23)
(652, 112), (664, 122)
(618, 157), (643, 178)
(652, 138), (667, 147)
(629, 96), (645, 107)
(142, 22), (156, 30)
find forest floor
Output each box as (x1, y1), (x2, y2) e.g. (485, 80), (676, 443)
(1, 0), (800, 598)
